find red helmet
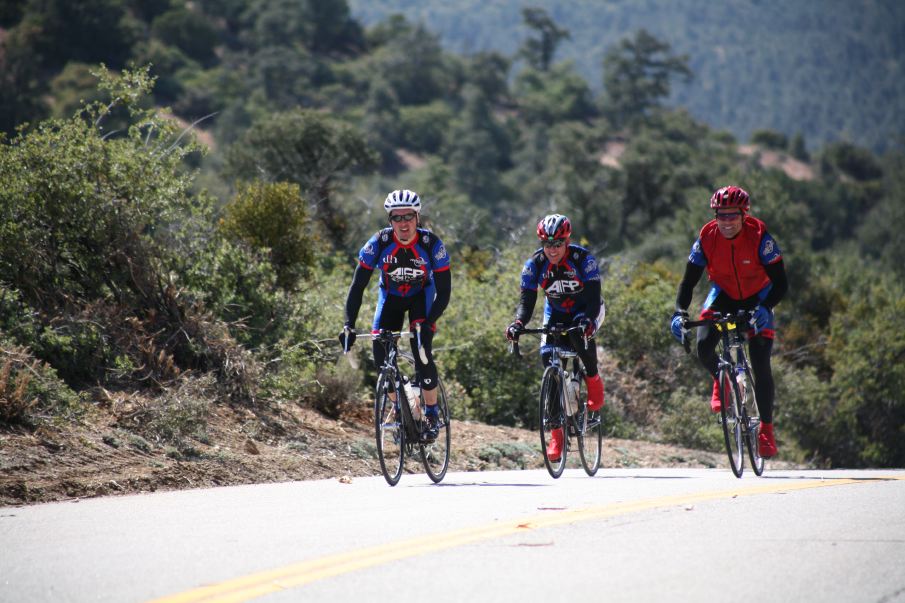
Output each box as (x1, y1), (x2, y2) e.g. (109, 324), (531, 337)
(710, 186), (750, 211)
(537, 214), (572, 241)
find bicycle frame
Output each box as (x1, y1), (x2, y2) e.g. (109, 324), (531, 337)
(365, 330), (421, 443)
(684, 310), (764, 477)
(351, 326), (451, 485)
(510, 324), (603, 477)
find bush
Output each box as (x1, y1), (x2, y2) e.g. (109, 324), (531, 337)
(113, 374), (215, 448)
(660, 386), (723, 452)
(823, 282), (905, 467)
(0, 338), (83, 427)
(750, 129), (788, 150)
(399, 101), (454, 154)
(220, 181), (317, 290)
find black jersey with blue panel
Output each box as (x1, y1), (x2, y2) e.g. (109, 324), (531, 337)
(344, 227), (451, 331)
(516, 244), (602, 325)
(359, 227), (449, 297)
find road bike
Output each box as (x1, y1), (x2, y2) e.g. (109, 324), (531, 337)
(346, 326), (451, 486)
(510, 324), (603, 478)
(682, 310), (765, 478)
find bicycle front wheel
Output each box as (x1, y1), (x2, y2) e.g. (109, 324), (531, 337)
(375, 372), (404, 486)
(539, 367), (567, 478)
(420, 378), (451, 483)
(719, 369), (744, 478)
(743, 366), (765, 476)
(576, 376), (603, 476)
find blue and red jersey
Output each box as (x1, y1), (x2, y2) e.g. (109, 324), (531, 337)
(519, 244), (601, 323)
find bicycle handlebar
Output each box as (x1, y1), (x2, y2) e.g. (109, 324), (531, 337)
(509, 324), (587, 358)
(342, 324), (428, 363)
(680, 310), (755, 353)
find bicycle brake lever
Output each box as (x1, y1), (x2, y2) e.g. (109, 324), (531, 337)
(509, 339), (521, 357)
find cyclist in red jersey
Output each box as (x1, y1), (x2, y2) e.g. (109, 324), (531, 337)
(669, 186), (788, 457)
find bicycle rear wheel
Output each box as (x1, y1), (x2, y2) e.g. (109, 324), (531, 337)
(375, 373), (404, 486)
(420, 378), (451, 483)
(719, 369), (744, 478)
(576, 376), (602, 476)
(539, 367), (567, 478)
(742, 366), (765, 476)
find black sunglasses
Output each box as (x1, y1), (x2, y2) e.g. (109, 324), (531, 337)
(542, 239), (566, 248)
(390, 213), (417, 223)
(714, 212), (743, 221)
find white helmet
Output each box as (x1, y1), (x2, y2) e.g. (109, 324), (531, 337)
(384, 189), (421, 214)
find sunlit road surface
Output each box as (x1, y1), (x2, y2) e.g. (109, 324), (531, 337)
(2, 468), (904, 603)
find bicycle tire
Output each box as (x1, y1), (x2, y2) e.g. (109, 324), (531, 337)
(719, 368), (744, 478)
(375, 372), (404, 486)
(539, 367), (567, 478)
(420, 378), (451, 483)
(743, 365), (765, 476)
(576, 374), (603, 477)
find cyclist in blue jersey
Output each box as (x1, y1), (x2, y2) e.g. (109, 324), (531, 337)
(669, 186), (788, 458)
(340, 189), (451, 441)
(506, 214), (606, 462)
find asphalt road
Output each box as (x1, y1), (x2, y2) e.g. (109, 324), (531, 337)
(2, 468), (904, 603)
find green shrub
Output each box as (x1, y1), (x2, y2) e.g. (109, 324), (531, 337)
(115, 374), (215, 447)
(0, 339), (83, 427)
(660, 386), (723, 452)
(220, 181), (317, 290)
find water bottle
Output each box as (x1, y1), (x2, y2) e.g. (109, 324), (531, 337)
(736, 366), (746, 403)
(565, 377), (579, 416)
(402, 376), (422, 420)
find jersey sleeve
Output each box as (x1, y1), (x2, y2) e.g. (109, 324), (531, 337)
(688, 238), (707, 267)
(357, 232), (380, 270)
(430, 235), (450, 272)
(520, 257), (539, 290)
(581, 251), (601, 282)
(759, 232), (782, 265)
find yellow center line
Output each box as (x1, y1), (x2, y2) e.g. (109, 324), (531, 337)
(148, 476), (903, 603)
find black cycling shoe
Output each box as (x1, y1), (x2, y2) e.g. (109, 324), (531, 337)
(422, 414), (439, 443)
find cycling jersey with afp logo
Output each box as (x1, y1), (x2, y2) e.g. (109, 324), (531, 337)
(520, 244), (601, 318)
(358, 227), (450, 298)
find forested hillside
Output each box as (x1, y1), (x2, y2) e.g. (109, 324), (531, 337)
(349, 0), (905, 153)
(1, 1), (903, 470)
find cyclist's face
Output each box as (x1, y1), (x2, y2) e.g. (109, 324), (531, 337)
(542, 238), (568, 262)
(715, 210), (744, 239)
(390, 209), (418, 243)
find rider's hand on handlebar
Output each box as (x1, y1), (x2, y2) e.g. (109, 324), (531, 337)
(751, 305), (772, 334)
(670, 310), (688, 343)
(506, 320), (524, 342)
(338, 325), (357, 351)
(573, 314), (597, 338)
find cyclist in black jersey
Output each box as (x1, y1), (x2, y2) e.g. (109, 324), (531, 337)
(340, 190), (451, 441)
(506, 214), (606, 462)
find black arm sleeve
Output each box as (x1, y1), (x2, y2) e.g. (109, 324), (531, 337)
(761, 259), (788, 309)
(426, 270), (451, 325)
(583, 279), (601, 321)
(675, 261), (705, 311)
(343, 264), (373, 327)
(515, 289), (538, 325)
